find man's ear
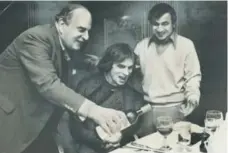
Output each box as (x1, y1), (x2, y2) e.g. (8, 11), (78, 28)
(172, 23), (176, 30)
(57, 18), (66, 35)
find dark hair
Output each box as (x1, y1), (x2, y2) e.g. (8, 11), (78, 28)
(55, 3), (87, 25)
(98, 43), (136, 73)
(148, 3), (177, 25)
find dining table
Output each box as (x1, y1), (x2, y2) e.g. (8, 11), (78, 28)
(109, 120), (227, 153)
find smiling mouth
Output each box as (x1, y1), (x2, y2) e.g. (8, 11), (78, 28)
(157, 33), (166, 37)
(119, 76), (127, 82)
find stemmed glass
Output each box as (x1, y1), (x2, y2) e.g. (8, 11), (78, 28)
(156, 116), (173, 151)
(204, 110), (224, 135)
(177, 122), (192, 152)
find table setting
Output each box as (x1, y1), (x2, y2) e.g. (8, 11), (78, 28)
(108, 110), (227, 153)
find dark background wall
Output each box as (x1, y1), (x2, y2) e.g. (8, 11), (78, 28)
(0, 1), (227, 126)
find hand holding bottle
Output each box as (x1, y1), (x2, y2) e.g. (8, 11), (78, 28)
(96, 104), (152, 143)
(96, 122), (127, 143)
(88, 105), (129, 135)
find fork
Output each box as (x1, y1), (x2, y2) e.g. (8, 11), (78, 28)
(125, 142), (166, 153)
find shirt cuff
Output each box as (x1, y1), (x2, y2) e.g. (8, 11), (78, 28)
(77, 99), (97, 120)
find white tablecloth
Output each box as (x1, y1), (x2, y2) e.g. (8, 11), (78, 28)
(110, 118), (228, 153)
(110, 131), (202, 153)
(206, 119), (227, 153)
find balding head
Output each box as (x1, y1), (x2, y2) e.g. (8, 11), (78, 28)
(56, 3), (92, 51)
(55, 3), (91, 25)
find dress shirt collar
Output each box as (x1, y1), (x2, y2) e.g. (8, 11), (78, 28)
(148, 32), (177, 49)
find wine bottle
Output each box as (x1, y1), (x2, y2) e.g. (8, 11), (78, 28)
(96, 104), (152, 140)
(125, 104), (152, 125)
(121, 104), (152, 139)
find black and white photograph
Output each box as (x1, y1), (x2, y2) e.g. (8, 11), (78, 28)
(0, 1), (227, 153)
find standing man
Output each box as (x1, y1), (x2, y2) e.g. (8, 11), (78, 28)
(0, 3), (128, 153)
(134, 3), (201, 136)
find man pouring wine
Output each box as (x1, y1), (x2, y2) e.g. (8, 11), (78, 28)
(56, 43), (147, 153)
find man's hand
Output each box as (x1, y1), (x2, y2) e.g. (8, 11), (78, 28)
(103, 142), (120, 151)
(88, 105), (129, 135)
(180, 96), (199, 116)
(96, 126), (122, 144)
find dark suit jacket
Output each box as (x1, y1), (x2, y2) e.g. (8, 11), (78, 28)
(67, 73), (144, 153)
(0, 24), (86, 153)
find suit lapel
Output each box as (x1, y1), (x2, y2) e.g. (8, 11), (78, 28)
(50, 24), (63, 78)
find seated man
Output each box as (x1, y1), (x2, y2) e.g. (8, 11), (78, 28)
(57, 43), (145, 153)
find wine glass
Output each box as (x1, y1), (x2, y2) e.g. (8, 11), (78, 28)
(177, 122), (192, 152)
(156, 116), (173, 151)
(204, 110), (223, 135)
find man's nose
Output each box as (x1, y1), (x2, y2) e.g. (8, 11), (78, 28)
(82, 31), (89, 40)
(122, 68), (130, 76)
(156, 25), (164, 32)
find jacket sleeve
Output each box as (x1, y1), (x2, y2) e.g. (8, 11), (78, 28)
(69, 115), (106, 152)
(18, 32), (91, 114)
